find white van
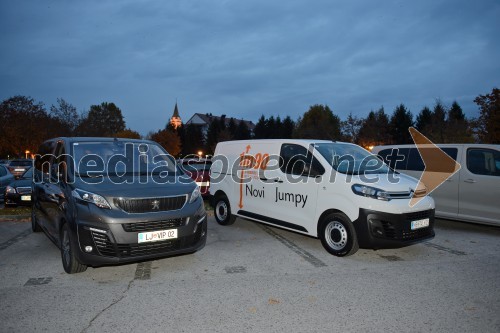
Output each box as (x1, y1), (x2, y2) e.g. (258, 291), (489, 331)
(209, 140), (435, 256)
(372, 144), (500, 226)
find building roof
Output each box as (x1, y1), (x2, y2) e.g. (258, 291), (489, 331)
(186, 113), (255, 131)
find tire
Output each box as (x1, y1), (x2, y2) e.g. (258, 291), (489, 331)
(319, 212), (359, 257)
(213, 195), (236, 226)
(60, 223), (87, 274)
(31, 207), (41, 232)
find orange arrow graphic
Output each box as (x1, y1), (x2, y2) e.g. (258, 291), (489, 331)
(408, 127), (461, 207)
(238, 145), (252, 209)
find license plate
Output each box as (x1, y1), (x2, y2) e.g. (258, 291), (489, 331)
(15, 169), (24, 172)
(21, 195), (31, 201)
(411, 218), (429, 230)
(138, 229), (177, 243)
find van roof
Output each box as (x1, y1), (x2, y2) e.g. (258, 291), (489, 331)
(44, 137), (154, 144)
(217, 139), (336, 145)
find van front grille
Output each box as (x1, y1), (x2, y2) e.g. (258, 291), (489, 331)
(122, 218), (186, 232)
(114, 195), (187, 213)
(117, 240), (180, 257)
(91, 231), (116, 257)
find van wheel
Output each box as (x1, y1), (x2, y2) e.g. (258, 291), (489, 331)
(60, 223), (87, 274)
(214, 196), (236, 226)
(319, 212), (359, 257)
(31, 207), (41, 232)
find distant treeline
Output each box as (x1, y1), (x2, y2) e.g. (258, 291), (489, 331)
(0, 88), (498, 158)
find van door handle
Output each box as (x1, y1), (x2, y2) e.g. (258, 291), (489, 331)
(260, 178), (283, 183)
(464, 179), (476, 183)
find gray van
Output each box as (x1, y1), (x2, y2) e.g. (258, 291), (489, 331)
(373, 144), (500, 226)
(32, 137), (207, 273)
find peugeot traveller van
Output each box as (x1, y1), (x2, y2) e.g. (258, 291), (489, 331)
(209, 140), (435, 256)
(373, 144), (500, 226)
(32, 137), (207, 273)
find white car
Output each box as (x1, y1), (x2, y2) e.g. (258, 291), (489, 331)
(210, 139), (435, 256)
(373, 144), (500, 226)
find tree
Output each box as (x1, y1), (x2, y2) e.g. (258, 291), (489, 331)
(474, 88), (500, 144)
(358, 107), (391, 148)
(75, 102), (126, 137)
(205, 118), (222, 153)
(150, 128), (181, 157)
(282, 116), (295, 139)
(429, 100), (447, 143)
(183, 123), (205, 155)
(389, 104), (413, 144)
(234, 120), (251, 140)
(341, 112), (362, 143)
(227, 118), (237, 139)
(0, 95), (52, 157)
(415, 106), (432, 132)
(50, 98), (79, 134)
(114, 128), (141, 139)
(294, 104), (341, 140)
(253, 115), (267, 139)
(445, 101), (474, 143)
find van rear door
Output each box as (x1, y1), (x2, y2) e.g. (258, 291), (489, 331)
(458, 147), (500, 225)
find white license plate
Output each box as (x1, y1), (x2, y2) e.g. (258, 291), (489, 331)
(138, 229), (177, 243)
(21, 195), (31, 201)
(411, 218), (429, 230)
(14, 169), (24, 172)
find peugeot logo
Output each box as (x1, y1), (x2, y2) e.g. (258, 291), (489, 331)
(151, 200), (160, 210)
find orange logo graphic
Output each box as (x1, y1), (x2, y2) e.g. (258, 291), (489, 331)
(409, 127), (461, 207)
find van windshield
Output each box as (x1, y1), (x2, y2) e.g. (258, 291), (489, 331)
(72, 141), (179, 177)
(314, 143), (391, 175)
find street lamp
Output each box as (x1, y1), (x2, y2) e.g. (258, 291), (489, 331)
(197, 150), (203, 159)
(25, 150), (30, 159)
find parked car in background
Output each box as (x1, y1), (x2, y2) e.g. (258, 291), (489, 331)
(4, 167), (33, 207)
(373, 144), (500, 226)
(0, 164), (15, 200)
(8, 159), (32, 179)
(178, 158), (212, 196)
(0, 159), (10, 165)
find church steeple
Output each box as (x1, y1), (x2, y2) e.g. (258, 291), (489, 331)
(170, 102), (182, 129)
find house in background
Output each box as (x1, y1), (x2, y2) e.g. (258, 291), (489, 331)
(185, 113), (255, 137)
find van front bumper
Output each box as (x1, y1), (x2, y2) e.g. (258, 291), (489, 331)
(75, 214), (207, 267)
(353, 208), (435, 249)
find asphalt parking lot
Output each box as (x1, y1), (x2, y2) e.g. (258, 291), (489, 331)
(0, 213), (499, 333)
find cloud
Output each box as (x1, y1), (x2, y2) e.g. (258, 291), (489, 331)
(1, 0), (499, 135)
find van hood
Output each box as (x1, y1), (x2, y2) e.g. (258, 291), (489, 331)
(350, 172), (420, 193)
(72, 175), (196, 198)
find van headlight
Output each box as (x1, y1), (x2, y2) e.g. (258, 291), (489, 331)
(351, 184), (390, 201)
(189, 186), (201, 203)
(72, 189), (111, 209)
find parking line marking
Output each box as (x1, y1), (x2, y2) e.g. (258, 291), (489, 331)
(24, 277), (53, 286)
(134, 262), (152, 280)
(258, 224), (327, 267)
(0, 228), (31, 252)
(423, 242), (467, 256)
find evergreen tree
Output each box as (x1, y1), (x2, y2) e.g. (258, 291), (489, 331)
(416, 106), (432, 132)
(389, 104), (413, 144)
(253, 115), (267, 139)
(294, 104), (341, 140)
(282, 116), (295, 139)
(234, 120), (251, 140)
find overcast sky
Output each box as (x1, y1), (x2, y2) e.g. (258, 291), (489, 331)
(1, 0), (498, 135)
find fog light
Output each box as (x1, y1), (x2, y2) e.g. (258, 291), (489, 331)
(85, 246), (93, 253)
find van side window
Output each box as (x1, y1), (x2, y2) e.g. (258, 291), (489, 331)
(377, 148), (410, 170)
(279, 144), (325, 177)
(0, 165), (7, 177)
(406, 147), (458, 171)
(467, 148), (500, 176)
(52, 141), (68, 181)
(35, 140), (57, 174)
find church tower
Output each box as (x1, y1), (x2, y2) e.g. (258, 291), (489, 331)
(169, 102), (182, 129)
